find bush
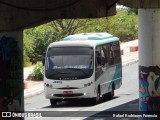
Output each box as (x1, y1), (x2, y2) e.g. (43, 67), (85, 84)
(23, 29), (35, 66)
(24, 50), (32, 67)
(107, 11), (138, 42)
(31, 62), (44, 80)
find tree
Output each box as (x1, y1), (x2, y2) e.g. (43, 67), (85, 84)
(106, 10), (138, 41)
(24, 19), (91, 64)
(49, 19), (90, 39)
(23, 10), (138, 65)
(127, 8), (138, 15)
(23, 29), (34, 66)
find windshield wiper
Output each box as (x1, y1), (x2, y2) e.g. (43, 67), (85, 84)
(66, 68), (89, 76)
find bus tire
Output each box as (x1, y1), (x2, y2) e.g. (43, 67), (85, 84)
(108, 85), (114, 99)
(91, 87), (101, 105)
(96, 88), (101, 104)
(50, 99), (57, 107)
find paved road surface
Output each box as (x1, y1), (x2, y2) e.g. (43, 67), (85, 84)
(25, 62), (139, 120)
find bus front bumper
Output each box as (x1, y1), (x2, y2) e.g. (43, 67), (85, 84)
(44, 87), (95, 99)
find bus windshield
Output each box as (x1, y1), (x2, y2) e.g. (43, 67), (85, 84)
(45, 47), (94, 80)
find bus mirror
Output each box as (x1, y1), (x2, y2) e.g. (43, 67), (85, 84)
(42, 58), (45, 66)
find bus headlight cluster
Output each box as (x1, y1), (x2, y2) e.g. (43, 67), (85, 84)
(84, 82), (93, 87)
(83, 93), (87, 96)
(44, 83), (53, 88)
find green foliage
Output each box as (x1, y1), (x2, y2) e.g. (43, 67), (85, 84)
(23, 19), (90, 64)
(78, 18), (106, 33)
(31, 62), (44, 81)
(23, 9), (138, 65)
(24, 51), (31, 67)
(107, 10), (138, 42)
(23, 29), (35, 66)
(49, 19), (90, 39)
(32, 25), (54, 60)
(77, 10), (138, 42)
(127, 8), (138, 15)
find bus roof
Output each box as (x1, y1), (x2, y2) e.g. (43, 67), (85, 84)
(49, 41), (95, 48)
(63, 32), (119, 46)
(49, 33), (119, 48)
(63, 32), (113, 41)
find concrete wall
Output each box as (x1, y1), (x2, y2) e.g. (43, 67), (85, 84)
(0, 31), (24, 114)
(0, 0), (116, 31)
(119, 0), (160, 8)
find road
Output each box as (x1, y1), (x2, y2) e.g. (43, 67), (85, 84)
(24, 62), (139, 120)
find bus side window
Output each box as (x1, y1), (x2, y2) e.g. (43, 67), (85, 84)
(112, 42), (121, 64)
(102, 45), (109, 66)
(108, 43), (114, 65)
(106, 42), (121, 65)
(96, 48), (105, 67)
(96, 51), (101, 65)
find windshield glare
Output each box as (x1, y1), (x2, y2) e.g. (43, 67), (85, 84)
(49, 55), (92, 69)
(45, 47), (94, 80)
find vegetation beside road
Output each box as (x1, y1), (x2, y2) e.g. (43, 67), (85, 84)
(27, 62), (44, 81)
(24, 7), (138, 80)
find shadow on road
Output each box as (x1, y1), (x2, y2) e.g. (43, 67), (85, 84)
(42, 96), (119, 108)
(40, 99), (139, 119)
(83, 99), (139, 120)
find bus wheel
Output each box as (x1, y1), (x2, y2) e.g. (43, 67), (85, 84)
(90, 88), (101, 105)
(96, 89), (101, 104)
(50, 99), (57, 107)
(92, 88), (101, 105)
(108, 87), (114, 99)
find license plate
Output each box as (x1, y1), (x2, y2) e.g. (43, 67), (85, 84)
(63, 91), (73, 94)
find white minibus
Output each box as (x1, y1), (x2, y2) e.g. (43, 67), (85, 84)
(44, 32), (122, 106)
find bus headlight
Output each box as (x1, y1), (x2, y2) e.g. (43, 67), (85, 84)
(83, 93), (87, 96)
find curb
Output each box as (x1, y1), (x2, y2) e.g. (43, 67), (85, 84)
(121, 45), (138, 55)
(130, 45), (138, 52)
(122, 59), (139, 67)
(120, 40), (138, 55)
(24, 88), (44, 99)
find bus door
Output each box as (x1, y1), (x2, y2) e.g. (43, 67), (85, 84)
(95, 46), (107, 80)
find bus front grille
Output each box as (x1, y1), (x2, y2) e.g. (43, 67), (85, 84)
(54, 93), (83, 97)
(57, 87), (79, 89)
